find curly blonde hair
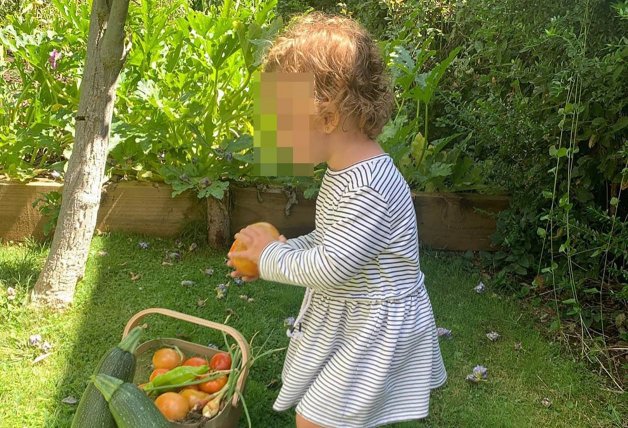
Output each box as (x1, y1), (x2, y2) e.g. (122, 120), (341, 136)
(262, 12), (393, 139)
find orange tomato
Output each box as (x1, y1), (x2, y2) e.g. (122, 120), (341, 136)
(198, 375), (228, 394)
(230, 222), (279, 277)
(180, 384), (199, 391)
(149, 368), (170, 382)
(152, 348), (183, 370)
(154, 392), (189, 421)
(179, 389), (210, 409)
(182, 356), (208, 367)
(209, 352), (232, 371)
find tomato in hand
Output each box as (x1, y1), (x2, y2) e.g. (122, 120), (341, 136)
(198, 375), (228, 394)
(209, 352), (232, 371)
(182, 356), (208, 367)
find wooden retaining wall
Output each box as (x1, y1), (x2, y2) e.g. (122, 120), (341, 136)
(0, 180), (509, 251)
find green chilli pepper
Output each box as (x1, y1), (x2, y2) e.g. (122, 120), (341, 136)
(150, 365), (208, 389)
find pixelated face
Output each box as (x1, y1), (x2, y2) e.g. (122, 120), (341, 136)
(252, 71), (321, 176)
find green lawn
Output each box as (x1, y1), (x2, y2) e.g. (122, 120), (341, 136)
(0, 233), (624, 428)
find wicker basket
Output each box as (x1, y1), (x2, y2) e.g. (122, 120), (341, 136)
(122, 308), (250, 428)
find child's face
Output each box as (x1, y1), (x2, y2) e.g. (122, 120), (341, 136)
(252, 72), (326, 176)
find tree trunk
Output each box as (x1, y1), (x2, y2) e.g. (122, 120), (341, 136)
(31, 0), (131, 308)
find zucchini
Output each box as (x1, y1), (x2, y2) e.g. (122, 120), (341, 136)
(71, 327), (143, 428)
(93, 373), (170, 428)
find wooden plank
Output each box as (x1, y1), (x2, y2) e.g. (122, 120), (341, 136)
(96, 182), (205, 237)
(229, 186), (316, 240)
(0, 181), (206, 242)
(413, 192), (510, 251)
(0, 181), (62, 242)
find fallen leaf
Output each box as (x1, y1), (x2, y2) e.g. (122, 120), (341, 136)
(162, 261), (173, 266)
(41, 341), (53, 353)
(62, 396), (78, 405)
(188, 243), (198, 252)
(203, 268), (214, 276)
(138, 241), (150, 250)
(129, 272), (142, 281)
(181, 280), (195, 287)
(32, 353), (51, 364)
(6, 287), (16, 301)
(97, 250), (108, 257)
(541, 397), (552, 408)
(514, 342), (523, 351)
(197, 298), (208, 307)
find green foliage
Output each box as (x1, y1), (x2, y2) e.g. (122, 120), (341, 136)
(0, 0), (281, 199)
(0, 0), (87, 181)
(32, 191), (61, 237)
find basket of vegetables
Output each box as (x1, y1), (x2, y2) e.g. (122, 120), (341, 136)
(127, 308), (250, 427)
(73, 307), (251, 428)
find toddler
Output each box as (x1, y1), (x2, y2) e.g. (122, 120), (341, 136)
(228, 12), (447, 428)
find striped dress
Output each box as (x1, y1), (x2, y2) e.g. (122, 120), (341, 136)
(258, 154), (447, 427)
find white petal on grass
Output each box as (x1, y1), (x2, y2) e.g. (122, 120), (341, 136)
(437, 327), (452, 338)
(486, 331), (500, 341)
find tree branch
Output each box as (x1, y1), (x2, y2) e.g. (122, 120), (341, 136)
(101, 0), (131, 69)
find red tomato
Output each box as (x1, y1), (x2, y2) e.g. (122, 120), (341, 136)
(209, 352), (232, 371)
(198, 376), (228, 394)
(182, 356), (208, 367)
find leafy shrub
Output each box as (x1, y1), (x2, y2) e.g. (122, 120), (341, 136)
(0, 0), (282, 200)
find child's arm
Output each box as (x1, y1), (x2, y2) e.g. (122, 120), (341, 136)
(258, 186), (391, 290)
(284, 229), (317, 250)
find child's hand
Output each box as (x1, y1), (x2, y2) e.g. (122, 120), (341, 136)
(227, 229), (287, 281)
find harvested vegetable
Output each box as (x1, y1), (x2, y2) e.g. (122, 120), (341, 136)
(149, 368), (169, 382)
(92, 374), (169, 428)
(154, 392), (189, 421)
(182, 356), (208, 367)
(152, 347), (184, 370)
(179, 389), (211, 409)
(143, 365), (209, 393)
(209, 352), (232, 371)
(71, 326), (143, 428)
(198, 375), (228, 394)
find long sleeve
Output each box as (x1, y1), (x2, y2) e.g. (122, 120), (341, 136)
(285, 229), (317, 250)
(258, 186), (391, 291)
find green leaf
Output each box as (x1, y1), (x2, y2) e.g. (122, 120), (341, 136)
(611, 116), (628, 133)
(562, 298), (577, 305)
(536, 227), (546, 238)
(198, 180), (229, 199)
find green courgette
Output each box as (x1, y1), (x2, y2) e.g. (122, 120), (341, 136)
(71, 327), (143, 428)
(92, 373), (170, 428)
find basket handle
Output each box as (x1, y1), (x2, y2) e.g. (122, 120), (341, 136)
(123, 307), (250, 408)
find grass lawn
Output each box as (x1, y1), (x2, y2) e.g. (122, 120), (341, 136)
(0, 232), (624, 428)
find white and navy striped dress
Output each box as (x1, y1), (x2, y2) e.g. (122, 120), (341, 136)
(258, 154), (447, 427)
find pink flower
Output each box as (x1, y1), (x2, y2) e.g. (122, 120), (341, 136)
(49, 49), (61, 69)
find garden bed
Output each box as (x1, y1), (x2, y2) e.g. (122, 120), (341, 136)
(0, 181), (205, 242)
(0, 180), (509, 251)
